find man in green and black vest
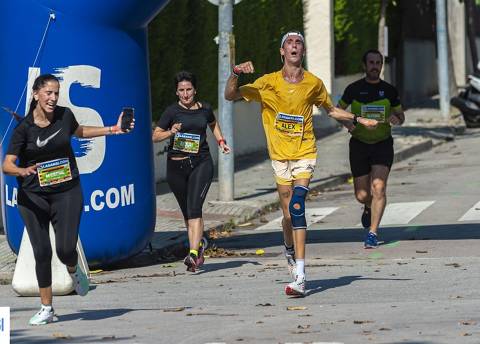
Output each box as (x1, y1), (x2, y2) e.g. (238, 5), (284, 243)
(338, 49), (405, 248)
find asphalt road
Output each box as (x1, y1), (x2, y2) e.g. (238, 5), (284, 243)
(2, 130), (480, 344)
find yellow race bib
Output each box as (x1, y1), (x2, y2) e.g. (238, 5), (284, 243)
(275, 113), (304, 137)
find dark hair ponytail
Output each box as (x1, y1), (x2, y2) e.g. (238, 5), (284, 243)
(27, 74), (59, 114)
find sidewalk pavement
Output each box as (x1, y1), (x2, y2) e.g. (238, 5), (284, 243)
(0, 107), (465, 280)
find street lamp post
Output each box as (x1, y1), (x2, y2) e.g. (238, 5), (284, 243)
(208, 0), (241, 201)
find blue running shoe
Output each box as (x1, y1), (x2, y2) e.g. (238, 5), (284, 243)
(361, 206), (371, 229)
(364, 231), (378, 249)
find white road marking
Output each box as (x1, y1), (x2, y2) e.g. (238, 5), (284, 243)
(459, 201), (480, 222)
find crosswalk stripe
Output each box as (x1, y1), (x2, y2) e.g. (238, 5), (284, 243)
(378, 201), (435, 226)
(458, 201), (480, 222)
(256, 207), (338, 231)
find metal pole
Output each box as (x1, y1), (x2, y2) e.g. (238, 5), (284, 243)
(436, 0), (450, 120)
(218, 0), (234, 201)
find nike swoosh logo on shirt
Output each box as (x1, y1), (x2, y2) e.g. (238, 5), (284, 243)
(36, 129), (62, 148)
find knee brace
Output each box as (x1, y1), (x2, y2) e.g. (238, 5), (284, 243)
(289, 185), (309, 230)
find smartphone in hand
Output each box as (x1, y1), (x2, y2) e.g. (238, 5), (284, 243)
(121, 107), (134, 131)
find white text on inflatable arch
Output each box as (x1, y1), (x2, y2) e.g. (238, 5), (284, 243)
(4, 184), (135, 212)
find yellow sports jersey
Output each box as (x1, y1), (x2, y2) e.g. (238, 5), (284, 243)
(240, 70), (333, 160)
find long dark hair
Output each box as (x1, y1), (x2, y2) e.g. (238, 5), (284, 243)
(28, 74), (59, 114)
(174, 71), (197, 90)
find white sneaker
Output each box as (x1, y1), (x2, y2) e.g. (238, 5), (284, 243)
(29, 306), (54, 325)
(285, 275), (306, 297)
(284, 249), (296, 279)
(70, 265), (89, 296)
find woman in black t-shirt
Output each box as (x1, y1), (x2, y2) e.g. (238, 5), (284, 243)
(153, 71), (230, 272)
(2, 74), (134, 325)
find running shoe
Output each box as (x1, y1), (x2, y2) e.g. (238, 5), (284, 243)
(284, 248), (296, 279)
(70, 264), (89, 296)
(361, 206), (371, 229)
(285, 275), (306, 297)
(196, 237), (208, 267)
(184, 253), (198, 272)
(364, 231), (378, 249)
(29, 306), (54, 325)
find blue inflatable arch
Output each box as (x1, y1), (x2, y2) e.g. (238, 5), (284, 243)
(0, 0), (170, 265)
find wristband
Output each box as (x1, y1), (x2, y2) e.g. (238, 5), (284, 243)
(352, 115), (358, 126)
(232, 65), (242, 77)
(217, 138), (226, 146)
(109, 126), (113, 134)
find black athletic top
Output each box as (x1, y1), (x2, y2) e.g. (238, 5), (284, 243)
(339, 78), (402, 144)
(7, 106), (80, 193)
(157, 102), (216, 159)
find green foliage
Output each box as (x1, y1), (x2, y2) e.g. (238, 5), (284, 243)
(148, 0), (303, 121)
(334, 0), (381, 75)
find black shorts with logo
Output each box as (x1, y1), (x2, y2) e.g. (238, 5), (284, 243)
(349, 136), (394, 177)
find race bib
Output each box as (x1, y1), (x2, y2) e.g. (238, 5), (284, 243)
(275, 113), (304, 137)
(37, 158), (73, 187)
(361, 105), (386, 122)
(173, 132), (201, 154)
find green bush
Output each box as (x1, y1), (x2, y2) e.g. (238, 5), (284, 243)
(148, 0), (303, 121)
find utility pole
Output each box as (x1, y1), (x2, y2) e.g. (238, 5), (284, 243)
(215, 0), (235, 201)
(435, 0), (450, 120)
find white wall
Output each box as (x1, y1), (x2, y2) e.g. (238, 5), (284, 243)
(403, 39), (438, 105)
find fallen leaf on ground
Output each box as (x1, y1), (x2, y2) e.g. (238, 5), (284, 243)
(101, 336), (116, 340)
(416, 250), (428, 253)
(52, 333), (72, 339)
(446, 263), (461, 268)
(461, 333), (472, 336)
(354, 320), (375, 324)
(256, 303), (273, 307)
(460, 320), (476, 326)
(297, 325), (311, 329)
(379, 327), (392, 331)
(163, 307), (186, 312)
(89, 269), (103, 274)
(287, 306), (307, 311)
(237, 222), (252, 227)
(255, 249), (265, 255)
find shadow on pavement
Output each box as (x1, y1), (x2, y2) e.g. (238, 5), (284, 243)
(306, 275), (411, 296)
(11, 329), (135, 343)
(57, 307), (162, 322)
(214, 223), (480, 250)
(196, 260), (261, 275)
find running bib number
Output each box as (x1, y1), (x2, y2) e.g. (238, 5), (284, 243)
(173, 132), (201, 154)
(275, 113), (304, 136)
(361, 105), (386, 122)
(37, 158), (72, 187)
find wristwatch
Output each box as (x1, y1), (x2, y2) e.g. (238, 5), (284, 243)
(352, 115), (358, 126)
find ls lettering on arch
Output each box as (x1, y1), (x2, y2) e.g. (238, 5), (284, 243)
(26, 66), (105, 174)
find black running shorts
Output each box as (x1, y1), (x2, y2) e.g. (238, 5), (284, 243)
(349, 136), (394, 177)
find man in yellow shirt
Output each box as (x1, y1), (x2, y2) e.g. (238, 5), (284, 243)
(225, 31), (377, 296)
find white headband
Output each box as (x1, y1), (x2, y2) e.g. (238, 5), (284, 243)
(280, 32), (305, 48)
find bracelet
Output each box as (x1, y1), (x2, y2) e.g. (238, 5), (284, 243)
(108, 126), (113, 134)
(232, 65), (242, 77)
(217, 138), (226, 146)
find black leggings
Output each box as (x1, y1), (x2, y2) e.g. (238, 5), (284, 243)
(17, 183), (83, 288)
(167, 156), (214, 220)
